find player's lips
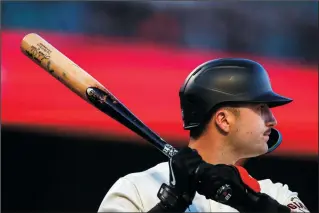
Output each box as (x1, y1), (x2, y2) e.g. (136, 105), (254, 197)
(264, 129), (271, 136)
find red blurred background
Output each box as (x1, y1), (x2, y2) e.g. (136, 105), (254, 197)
(2, 30), (318, 155)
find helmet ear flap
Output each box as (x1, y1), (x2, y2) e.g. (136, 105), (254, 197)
(180, 95), (204, 129)
(266, 128), (282, 153)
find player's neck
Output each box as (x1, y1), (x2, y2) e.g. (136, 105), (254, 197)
(189, 135), (240, 165)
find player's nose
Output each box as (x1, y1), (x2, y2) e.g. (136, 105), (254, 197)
(265, 108), (277, 127)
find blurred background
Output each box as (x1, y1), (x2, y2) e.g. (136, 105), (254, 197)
(1, 1), (318, 212)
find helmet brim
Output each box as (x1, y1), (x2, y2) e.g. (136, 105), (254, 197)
(251, 91), (293, 108)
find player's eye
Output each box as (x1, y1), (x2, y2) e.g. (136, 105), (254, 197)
(257, 104), (266, 111)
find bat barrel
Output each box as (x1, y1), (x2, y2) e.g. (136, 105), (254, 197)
(20, 33), (107, 102)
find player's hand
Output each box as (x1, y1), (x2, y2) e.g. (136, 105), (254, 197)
(169, 147), (203, 195)
(195, 163), (291, 213)
(156, 147), (203, 211)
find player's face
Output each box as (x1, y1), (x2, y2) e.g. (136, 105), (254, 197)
(229, 103), (277, 158)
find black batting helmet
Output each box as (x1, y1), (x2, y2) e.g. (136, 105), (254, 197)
(179, 58), (292, 153)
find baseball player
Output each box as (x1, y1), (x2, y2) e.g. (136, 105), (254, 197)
(98, 58), (309, 212)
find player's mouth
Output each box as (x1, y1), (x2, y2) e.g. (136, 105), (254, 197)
(263, 129), (271, 141)
(264, 129), (271, 136)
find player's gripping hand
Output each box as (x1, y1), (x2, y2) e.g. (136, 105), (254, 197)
(155, 147), (203, 212)
(195, 163), (291, 213)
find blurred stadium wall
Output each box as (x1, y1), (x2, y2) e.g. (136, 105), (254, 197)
(1, 2), (318, 212)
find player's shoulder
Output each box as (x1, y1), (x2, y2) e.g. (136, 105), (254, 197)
(104, 161), (169, 199)
(258, 179), (297, 202)
(258, 178), (293, 194)
(258, 178), (287, 189)
(99, 163), (169, 212)
(122, 161), (169, 184)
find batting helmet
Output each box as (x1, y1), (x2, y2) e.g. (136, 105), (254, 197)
(179, 58), (292, 153)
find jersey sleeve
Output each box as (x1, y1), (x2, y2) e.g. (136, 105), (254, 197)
(260, 179), (310, 212)
(98, 177), (144, 212)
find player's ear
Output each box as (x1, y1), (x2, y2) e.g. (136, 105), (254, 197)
(213, 109), (232, 133)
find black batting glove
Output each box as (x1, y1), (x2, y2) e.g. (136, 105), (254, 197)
(196, 163), (291, 213)
(156, 147), (203, 212)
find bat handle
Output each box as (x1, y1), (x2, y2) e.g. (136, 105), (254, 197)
(128, 119), (179, 158)
(86, 87), (179, 158)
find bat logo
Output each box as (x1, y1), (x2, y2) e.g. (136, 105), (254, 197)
(86, 87), (108, 104)
(46, 60), (54, 74)
(163, 144), (178, 158)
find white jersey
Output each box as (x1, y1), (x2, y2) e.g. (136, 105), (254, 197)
(98, 162), (309, 212)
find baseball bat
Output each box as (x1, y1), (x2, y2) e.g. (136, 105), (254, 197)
(20, 33), (178, 158)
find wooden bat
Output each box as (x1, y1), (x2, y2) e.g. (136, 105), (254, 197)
(20, 33), (178, 158)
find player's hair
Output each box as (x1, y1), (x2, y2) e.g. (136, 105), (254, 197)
(190, 123), (209, 140)
(190, 103), (240, 140)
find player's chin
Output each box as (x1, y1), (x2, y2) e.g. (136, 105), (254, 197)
(247, 144), (268, 158)
(257, 144), (268, 156)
